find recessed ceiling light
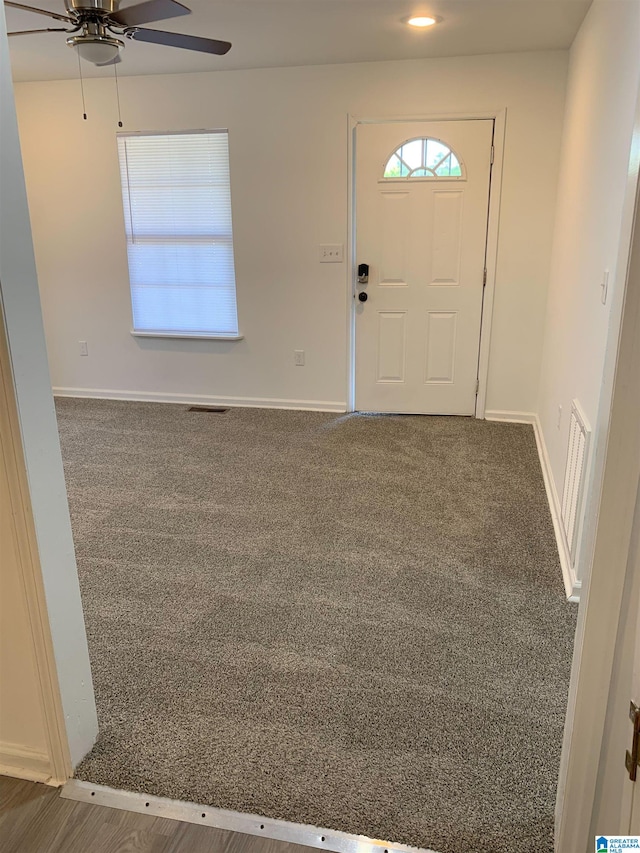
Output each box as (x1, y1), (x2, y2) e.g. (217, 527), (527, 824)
(407, 15), (438, 27)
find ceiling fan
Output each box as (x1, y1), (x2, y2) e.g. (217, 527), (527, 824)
(5, 0), (232, 66)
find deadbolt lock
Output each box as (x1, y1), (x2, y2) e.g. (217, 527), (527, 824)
(357, 263), (369, 284)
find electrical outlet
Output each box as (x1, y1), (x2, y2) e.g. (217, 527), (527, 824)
(294, 350), (305, 366)
(79, 340), (88, 357)
(601, 269), (610, 305)
(557, 404), (563, 430)
(319, 244), (344, 263)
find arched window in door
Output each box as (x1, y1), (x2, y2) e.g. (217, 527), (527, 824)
(382, 137), (464, 179)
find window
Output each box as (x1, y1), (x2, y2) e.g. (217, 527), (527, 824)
(383, 137), (463, 180)
(117, 130), (240, 338)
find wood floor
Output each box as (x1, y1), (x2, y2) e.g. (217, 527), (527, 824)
(0, 776), (311, 853)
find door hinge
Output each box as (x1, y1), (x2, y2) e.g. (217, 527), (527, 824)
(475, 379), (480, 395)
(625, 701), (640, 781)
(483, 268), (487, 287)
(490, 145), (495, 165)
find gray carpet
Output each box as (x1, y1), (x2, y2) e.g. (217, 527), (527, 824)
(55, 399), (577, 853)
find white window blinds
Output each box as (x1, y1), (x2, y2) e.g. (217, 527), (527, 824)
(117, 131), (239, 337)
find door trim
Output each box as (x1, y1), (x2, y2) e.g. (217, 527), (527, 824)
(0, 305), (72, 785)
(346, 110), (507, 417)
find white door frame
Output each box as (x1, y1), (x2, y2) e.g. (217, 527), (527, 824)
(345, 109), (507, 417)
(0, 304), (72, 785)
(0, 9), (98, 771)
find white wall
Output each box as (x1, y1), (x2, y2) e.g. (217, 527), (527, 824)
(0, 6), (98, 767)
(555, 163), (640, 851)
(587, 174), (640, 837)
(13, 51), (567, 413)
(537, 0), (640, 591)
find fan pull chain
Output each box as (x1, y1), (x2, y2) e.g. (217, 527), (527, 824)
(114, 61), (123, 128)
(76, 50), (87, 120)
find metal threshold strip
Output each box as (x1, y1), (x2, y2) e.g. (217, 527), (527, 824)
(61, 780), (442, 853)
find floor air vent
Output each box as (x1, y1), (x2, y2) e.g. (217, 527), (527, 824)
(187, 406), (229, 413)
(561, 400), (591, 563)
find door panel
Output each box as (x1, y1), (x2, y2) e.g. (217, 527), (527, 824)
(425, 311), (457, 384)
(431, 191), (463, 284)
(380, 192), (410, 284)
(376, 311), (406, 382)
(354, 120), (493, 415)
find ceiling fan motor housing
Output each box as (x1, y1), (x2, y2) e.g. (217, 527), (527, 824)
(64, 0), (119, 17)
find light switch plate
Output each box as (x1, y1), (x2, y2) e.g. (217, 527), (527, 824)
(319, 244), (344, 263)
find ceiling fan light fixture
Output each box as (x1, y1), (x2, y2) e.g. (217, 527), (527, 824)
(406, 15), (438, 27)
(76, 40), (118, 63)
(67, 33), (123, 64)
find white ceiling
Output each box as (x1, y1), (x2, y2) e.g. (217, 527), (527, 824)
(6, 0), (591, 82)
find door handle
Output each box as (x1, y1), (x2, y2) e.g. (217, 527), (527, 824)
(357, 263), (369, 284)
(358, 291), (368, 303)
(626, 701), (640, 780)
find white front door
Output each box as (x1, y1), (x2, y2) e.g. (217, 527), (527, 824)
(354, 120), (493, 414)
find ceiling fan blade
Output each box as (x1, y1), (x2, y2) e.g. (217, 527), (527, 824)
(8, 26), (67, 34)
(125, 26), (231, 55)
(4, 1), (74, 23)
(109, 0), (189, 27)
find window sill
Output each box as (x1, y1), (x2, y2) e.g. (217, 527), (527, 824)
(131, 330), (244, 341)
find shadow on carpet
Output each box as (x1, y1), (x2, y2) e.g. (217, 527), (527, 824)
(55, 399), (577, 853)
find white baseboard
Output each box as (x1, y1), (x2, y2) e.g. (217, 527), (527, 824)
(53, 387), (347, 414)
(485, 410), (581, 602)
(484, 410), (537, 425)
(0, 741), (57, 785)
